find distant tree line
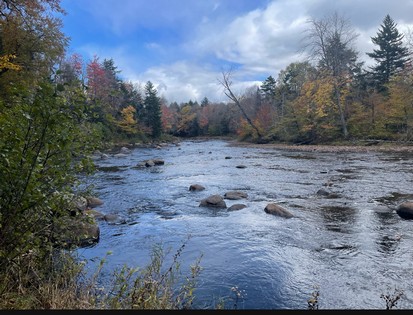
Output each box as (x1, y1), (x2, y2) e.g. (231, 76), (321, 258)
(55, 12), (410, 144)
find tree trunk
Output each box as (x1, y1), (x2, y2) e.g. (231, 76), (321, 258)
(218, 70), (263, 139)
(334, 83), (348, 138)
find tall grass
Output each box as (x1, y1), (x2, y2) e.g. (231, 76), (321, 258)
(0, 240), (202, 310)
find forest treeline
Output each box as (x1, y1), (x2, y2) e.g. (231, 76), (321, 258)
(8, 11), (409, 145)
(0, 0), (412, 309)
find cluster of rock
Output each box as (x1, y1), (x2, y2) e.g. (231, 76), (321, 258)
(135, 159), (165, 168)
(191, 185), (294, 218)
(56, 194), (129, 248)
(91, 142), (179, 161)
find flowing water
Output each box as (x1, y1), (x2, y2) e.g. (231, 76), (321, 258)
(77, 139), (413, 309)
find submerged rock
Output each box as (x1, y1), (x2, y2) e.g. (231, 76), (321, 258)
(199, 195), (227, 209)
(86, 196), (104, 208)
(224, 191), (248, 200)
(264, 203), (294, 218)
(189, 184), (205, 191)
(114, 153), (128, 158)
(316, 189), (341, 199)
(396, 202), (413, 220)
(104, 214), (127, 225)
(228, 204), (247, 211)
(135, 159), (165, 168)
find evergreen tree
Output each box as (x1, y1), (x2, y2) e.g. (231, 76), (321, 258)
(260, 75), (277, 100)
(201, 97), (209, 107)
(144, 81), (162, 138)
(367, 14), (410, 91)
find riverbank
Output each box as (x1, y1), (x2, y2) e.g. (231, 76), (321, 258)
(229, 140), (413, 153)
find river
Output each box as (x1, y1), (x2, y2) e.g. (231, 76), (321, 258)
(77, 139), (413, 309)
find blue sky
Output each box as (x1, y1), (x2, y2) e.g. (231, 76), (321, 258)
(61, 0), (413, 104)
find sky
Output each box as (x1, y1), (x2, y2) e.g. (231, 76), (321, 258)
(61, 0), (413, 104)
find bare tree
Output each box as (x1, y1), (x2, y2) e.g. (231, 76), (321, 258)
(218, 68), (263, 139)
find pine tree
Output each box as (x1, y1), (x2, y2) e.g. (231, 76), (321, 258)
(260, 75), (277, 100)
(367, 14), (410, 91)
(144, 81), (162, 138)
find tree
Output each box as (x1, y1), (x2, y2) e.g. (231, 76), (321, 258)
(304, 12), (360, 138)
(201, 96), (209, 107)
(0, 0), (68, 99)
(367, 15), (410, 92)
(218, 69), (263, 140)
(144, 81), (162, 138)
(260, 75), (277, 101)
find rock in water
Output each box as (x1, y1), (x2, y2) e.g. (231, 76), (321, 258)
(199, 195), (227, 209)
(264, 203), (294, 218)
(396, 202), (413, 220)
(189, 184), (205, 191)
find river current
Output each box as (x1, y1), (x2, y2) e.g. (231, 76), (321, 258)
(77, 139), (413, 309)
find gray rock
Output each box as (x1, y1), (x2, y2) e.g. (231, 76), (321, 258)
(396, 202), (413, 220)
(114, 153), (128, 158)
(152, 159), (165, 165)
(86, 196), (104, 208)
(316, 189), (341, 199)
(189, 184), (205, 191)
(104, 214), (127, 225)
(199, 194), (227, 209)
(120, 146), (131, 154)
(228, 204), (247, 211)
(224, 191), (248, 200)
(145, 160), (155, 167)
(264, 203), (294, 218)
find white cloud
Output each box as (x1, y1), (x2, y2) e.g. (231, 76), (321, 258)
(65, 0), (413, 104)
(195, 0), (310, 76)
(135, 61), (224, 103)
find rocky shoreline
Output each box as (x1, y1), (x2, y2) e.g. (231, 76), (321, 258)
(229, 140), (413, 153)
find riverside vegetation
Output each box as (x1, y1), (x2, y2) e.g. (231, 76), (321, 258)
(1, 0), (413, 310)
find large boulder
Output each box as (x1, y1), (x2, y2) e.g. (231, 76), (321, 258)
(264, 203), (294, 218)
(189, 184), (205, 191)
(199, 195), (227, 209)
(396, 202), (413, 220)
(224, 191), (248, 200)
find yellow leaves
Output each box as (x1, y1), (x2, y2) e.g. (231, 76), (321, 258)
(0, 54), (21, 71)
(116, 105), (139, 134)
